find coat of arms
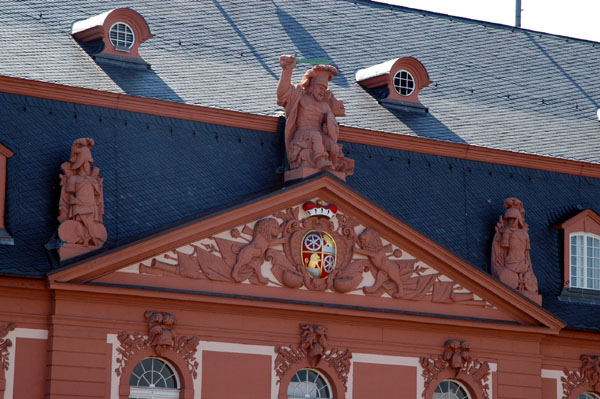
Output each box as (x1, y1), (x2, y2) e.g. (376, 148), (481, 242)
(302, 230), (337, 278)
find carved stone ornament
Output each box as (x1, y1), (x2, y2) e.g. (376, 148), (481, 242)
(0, 322), (15, 372)
(420, 340), (490, 399)
(53, 138), (107, 260)
(562, 355), (600, 398)
(491, 197), (540, 304)
(277, 55), (354, 181)
(138, 200), (490, 307)
(274, 324), (351, 391)
(115, 311), (200, 379)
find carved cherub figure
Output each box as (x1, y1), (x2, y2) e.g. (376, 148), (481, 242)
(491, 198), (538, 294)
(231, 218), (284, 284)
(277, 55), (354, 177)
(145, 311), (177, 356)
(355, 228), (413, 298)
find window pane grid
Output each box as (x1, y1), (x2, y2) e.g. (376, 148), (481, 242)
(109, 22), (135, 49)
(570, 233), (600, 290)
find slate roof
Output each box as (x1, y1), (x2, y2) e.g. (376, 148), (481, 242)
(1, 1), (600, 163)
(2, 1), (600, 330)
(1, 89), (599, 329)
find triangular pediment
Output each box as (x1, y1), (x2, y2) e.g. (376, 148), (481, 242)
(49, 175), (563, 332)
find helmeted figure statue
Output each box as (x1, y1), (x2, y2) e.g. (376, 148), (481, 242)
(55, 138), (107, 260)
(277, 55), (354, 180)
(491, 197), (539, 299)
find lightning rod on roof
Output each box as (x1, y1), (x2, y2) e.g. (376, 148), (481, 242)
(515, 0), (522, 28)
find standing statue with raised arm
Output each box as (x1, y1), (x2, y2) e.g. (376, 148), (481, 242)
(277, 55), (354, 180)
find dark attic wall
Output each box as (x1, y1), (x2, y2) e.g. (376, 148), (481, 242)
(0, 92), (283, 275)
(344, 142), (600, 329)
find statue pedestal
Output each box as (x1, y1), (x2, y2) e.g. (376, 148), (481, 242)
(285, 167), (346, 182)
(523, 292), (542, 306)
(58, 243), (102, 261)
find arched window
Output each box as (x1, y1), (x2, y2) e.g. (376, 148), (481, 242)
(570, 233), (600, 290)
(578, 393), (600, 399)
(288, 368), (333, 399)
(129, 357), (180, 399)
(433, 380), (471, 399)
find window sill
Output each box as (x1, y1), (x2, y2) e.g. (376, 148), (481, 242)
(559, 287), (600, 305)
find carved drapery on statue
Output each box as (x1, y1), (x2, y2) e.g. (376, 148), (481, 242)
(562, 355), (600, 398)
(138, 200), (488, 307)
(420, 339), (490, 399)
(491, 197), (540, 304)
(277, 55), (354, 181)
(115, 311), (200, 379)
(274, 323), (351, 396)
(52, 138), (107, 260)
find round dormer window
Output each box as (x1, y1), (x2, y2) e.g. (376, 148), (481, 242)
(109, 22), (135, 50)
(393, 70), (415, 96)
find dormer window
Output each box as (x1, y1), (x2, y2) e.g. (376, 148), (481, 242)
(393, 70), (415, 96)
(570, 233), (600, 290)
(72, 8), (153, 64)
(109, 22), (135, 51)
(560, 209), (600, 293)
(355, 57), (431, 112)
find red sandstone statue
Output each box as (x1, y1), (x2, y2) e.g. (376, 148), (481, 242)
(277, 55), (354, 180)
(491, 197), (539, 297)
(56, 138), (107, 260)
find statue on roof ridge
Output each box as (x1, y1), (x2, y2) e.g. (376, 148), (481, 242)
(53, 137), (107, 260)
(277, 55), (354, 181)
(491, 197), (540, 303)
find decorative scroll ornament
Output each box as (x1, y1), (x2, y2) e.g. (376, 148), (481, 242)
(562, 355), (600, 398)
(491, 197), (540, 302)
(115, 311), (200, 379)
(277, 55), (354, 181)
(53, 138), (107, 260)
(274, 324), (351, 391)
(420, 340), (490, 399)
(138, 201), (489, 307)
(0, 322), (15, 371)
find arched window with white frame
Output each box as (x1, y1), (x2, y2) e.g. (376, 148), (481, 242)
(433, 379), (471, 399)
(570, 233), (600, 290)
(287, 368), (333, 399)
(578, 393), (600, 399)
(129, 357), (180, 399)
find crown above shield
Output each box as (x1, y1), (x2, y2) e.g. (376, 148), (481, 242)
(302, 200), (338, 219)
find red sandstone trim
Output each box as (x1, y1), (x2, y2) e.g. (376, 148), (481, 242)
(0, 145), (14, 231)
(48, 175), (564, 331)
(0, 75), (597, 179)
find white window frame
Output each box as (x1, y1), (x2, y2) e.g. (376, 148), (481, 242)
(129, 357), (181, 399)
(433, 379), (471, 399)
(109, 22), (135, 51)
(570, 232), (600, 290)
(287, 368), (333, 399)
(578, 393), (600, 399)
(392, 69), (415, 97)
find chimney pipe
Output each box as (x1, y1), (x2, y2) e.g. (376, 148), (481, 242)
(515, 0), (522, 27)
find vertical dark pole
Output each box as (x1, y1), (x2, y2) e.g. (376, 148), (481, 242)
(515, 0), (522, 27)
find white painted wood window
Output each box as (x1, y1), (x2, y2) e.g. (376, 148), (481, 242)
(570, 233), (600, 289)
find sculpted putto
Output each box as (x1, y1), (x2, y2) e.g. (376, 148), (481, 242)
(55, 138), (107, 260)
(277, 55), (354, 180)
(491, 197), (539, 299)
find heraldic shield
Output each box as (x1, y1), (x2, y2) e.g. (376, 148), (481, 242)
(302, 230), (337, 278)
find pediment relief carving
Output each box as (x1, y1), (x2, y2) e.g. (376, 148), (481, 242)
(125, 200), (490, 308)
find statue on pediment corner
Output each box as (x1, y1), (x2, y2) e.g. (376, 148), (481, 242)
(52, 138), (107, 260)
(491, 197), (539, 301)
(277, 55), (354, 181)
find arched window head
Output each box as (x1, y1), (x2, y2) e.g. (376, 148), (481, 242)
(129, 357), (180, 399)
(288, 368), (332, 399)
(433, 380), (471, 399)
(578, 393), (600, 399)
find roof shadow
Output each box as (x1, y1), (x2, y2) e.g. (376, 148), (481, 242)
(95, 59), (184, 103)
(363, 86), (468, 144)
(212, 0), (278, 80)
(273, 2), (350, 88)
(524, 32), (599, 109)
